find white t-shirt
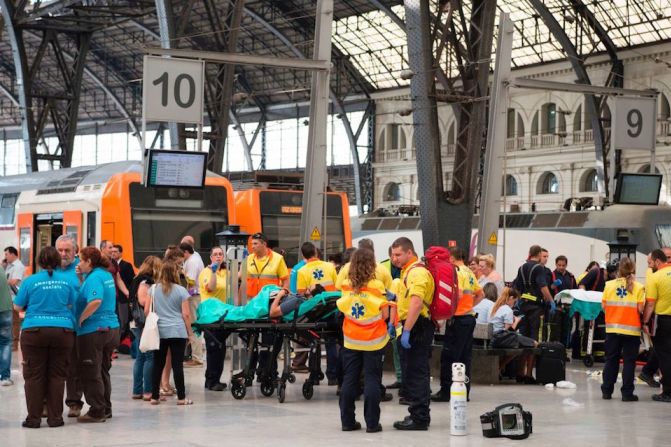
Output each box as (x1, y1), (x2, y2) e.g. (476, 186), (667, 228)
(183, 251), (204, 286)
(6, 259), (25, 297)
(473, 299), (494, 324)
(490, 304), (514, 333)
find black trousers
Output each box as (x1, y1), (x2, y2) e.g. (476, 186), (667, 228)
(204, 329), (228, 387)
(642, 347), (660, 376)
(249, 331), (282, 379)
(654, 315), (671, 395)
(601, 333), (640, 397)
(439, 315), (476, 396)
(152, 338), (187, 400)
(339, 347), (384, 429)
(76, 329), (119, 418)
(519, 302), (544, 341)
(398, 317), (433, 425)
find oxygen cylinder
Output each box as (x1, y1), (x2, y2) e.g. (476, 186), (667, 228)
(450, 362), (468, 436)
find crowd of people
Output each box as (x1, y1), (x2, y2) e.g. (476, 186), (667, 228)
(1, 232), (670, 432)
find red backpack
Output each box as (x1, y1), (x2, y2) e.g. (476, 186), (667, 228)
(405, 246), (460, 322)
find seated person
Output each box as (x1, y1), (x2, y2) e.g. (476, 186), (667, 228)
(268, 284), (326, 319)
(474, 282), (497, 324)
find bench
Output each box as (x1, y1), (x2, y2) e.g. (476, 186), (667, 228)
(382, 323), (540, 385)
(471, 323), (540, 384)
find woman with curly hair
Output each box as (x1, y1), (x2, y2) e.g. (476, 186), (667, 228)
(336, 248), (391, 433)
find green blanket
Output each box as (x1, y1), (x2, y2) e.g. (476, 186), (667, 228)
(194, 285), (341, 326)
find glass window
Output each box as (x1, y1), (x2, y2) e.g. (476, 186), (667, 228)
(507, 108), (515, 138)
(656, 225), (671, 248)
(581, 169), (598, 192)
(384, 182), (401, 201)
(504, 175), (518, 196)
(19, 227), (30, 266)
(543, 103), (557, 134)
(538, 172), (559, 194)
(390, 124), (400, 149)
(0, 193), (18, 226)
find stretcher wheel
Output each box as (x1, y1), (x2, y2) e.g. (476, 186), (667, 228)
(288, 374), (296, 384)
(231, 382), (246, 400)
(278, 384), (286, 403)
(260, 381), (275, 397)
(317, 372), (325, 381)
(302, 382), (314, 400)
(583, 355), (594, 367)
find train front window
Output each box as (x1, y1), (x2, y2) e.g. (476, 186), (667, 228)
(656, 225), (671, 248)
(259, 191), (346, 267)
(129, 183), (229, 264)
(0, 193), (18, 226)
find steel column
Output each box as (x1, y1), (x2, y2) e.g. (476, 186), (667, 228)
(299, 0), (333, 252)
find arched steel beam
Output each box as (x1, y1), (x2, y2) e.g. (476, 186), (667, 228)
(529, 0), (608, 196)
(0, 0), (37, 171)
(23, 30), (142, 147)
(0, 82), (19, 106)
(245, 6), (365, 213)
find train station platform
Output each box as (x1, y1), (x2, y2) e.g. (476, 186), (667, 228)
(0, 354), (667, 446)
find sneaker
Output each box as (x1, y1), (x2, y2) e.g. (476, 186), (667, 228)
(341, 421), (362, 432)
(385, 381), (401, 389)
(183, 360), (203, 368)
(430, 390), (450, 402)
(0, 378), (14, 386)
(638, 372), (661, 388)
(602, 393), (612, 400)
(622, 395), (639, 402)
(381, 392), (393, 402)
(77, 413), (106, 423)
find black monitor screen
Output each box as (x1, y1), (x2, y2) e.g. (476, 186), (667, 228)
(146, 149), (207, 188)
(614, 173), (662, 205)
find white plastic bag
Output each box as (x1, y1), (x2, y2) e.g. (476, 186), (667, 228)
(139, 285), (160, 353)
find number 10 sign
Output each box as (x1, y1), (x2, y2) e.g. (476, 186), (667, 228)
(143, 55), (204, 125)
(613, 96), (657, 151)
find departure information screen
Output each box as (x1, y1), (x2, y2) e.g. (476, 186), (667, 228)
(614, 173), (662, 205)
(146, 149), (207, 188)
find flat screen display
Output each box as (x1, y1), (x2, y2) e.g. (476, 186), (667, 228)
(614, 173), (662, 205)
(146, 149), (207, 188)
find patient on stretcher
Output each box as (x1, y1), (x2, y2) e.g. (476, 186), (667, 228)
(269, 284), (326, 318)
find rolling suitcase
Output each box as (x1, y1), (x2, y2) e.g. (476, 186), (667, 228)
(535, 342), (566, 384)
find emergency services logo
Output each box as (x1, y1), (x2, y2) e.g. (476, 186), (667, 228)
(351, 303), (364, 319)
(312, 269), (324, 280)
(616, 286), (627, 298)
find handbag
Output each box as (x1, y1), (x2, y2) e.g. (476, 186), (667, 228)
(139, 285), (160, 353)
(130, 283), (147, 328)
(491, 330), (520, 349)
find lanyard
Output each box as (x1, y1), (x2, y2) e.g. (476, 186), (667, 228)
(251, 252), (273, 276)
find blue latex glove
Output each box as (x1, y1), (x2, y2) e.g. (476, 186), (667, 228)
(388, 321), (397, 339)
(211, 263), (219, 272)
(547, 300), (557, 315)
(553, 278), (563, 287)
(400, 329), (411, 349)
(385, 290), (397, 302)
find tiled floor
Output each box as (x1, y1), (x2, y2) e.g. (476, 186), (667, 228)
(0, 352), (668, 446)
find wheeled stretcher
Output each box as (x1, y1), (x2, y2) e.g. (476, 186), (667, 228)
(555, 289), (604, 366)
(193, 286), (342, 403)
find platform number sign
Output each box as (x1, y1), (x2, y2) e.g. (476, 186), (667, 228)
(143, 56), (204, 125)
(614, 97), (657, 151)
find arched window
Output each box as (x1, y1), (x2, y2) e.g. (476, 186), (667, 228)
(573, 104), (582, 131)
(538, 172), (559, 194)
(660, 93), (670, 120)
(638, 164), (661, 174)
(378, 128), (386, 152)
(542, 103), (557, 134)
(383, 182), (401, 201)
(581, 169), (598, 192)
(503, 174), (518, 196)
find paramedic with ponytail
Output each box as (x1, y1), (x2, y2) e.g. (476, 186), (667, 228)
(390, 237), (435, 431)
(336, 248), (390, 433)
(601, 257), (644, 401)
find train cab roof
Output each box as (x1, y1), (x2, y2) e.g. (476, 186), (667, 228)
(0, 160), (225, 195)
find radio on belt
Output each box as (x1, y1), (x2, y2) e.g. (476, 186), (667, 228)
(480, 403), (532, 440)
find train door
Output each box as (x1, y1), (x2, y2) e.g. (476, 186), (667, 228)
(63, 210), (83, 248)
(16, 213), (33, 274)
(34, 213), (64, 271)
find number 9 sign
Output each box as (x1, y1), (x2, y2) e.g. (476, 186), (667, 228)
(614, 96), (657, 151)
(143, 55), (204, 125)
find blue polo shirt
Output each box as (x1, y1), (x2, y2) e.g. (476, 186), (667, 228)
(60, 258), (81, 293)
(76, 267), (119, 335)
(14, 270), (76, 330)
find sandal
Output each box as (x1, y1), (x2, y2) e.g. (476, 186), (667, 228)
(150, 399), (161, 406)
(142, 393), (152, 401)
(131, 394), (143, 400)
(159, 387), (174, 397)
(177, 399), (193, 406)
